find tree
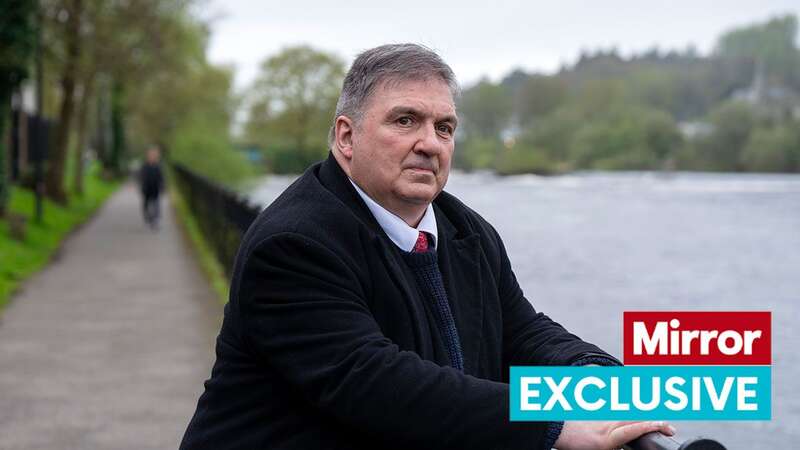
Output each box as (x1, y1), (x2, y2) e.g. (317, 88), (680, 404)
(715, 14), (800, 87)
(516, 106), (583, 167)
(458, 79), (512, 139)
(165, 63), (254, 185)
(41, 0), (211, 198)
(701, 101), (757, 171)
(245, 45), (345, 173)
(569, 105), (682, 170)
(0, 0), (37, 215)
(516, 75), (566, 126)
(568, 78), (627, 119)
(41, 0), (83, 203)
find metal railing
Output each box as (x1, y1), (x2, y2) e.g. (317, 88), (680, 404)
(170, 163), (261, 278)
(626, 432), (726, 450)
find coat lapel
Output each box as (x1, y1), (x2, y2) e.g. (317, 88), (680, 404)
(316, 152), (380, 230)
(317, 153), (419, 305)
(317, 152), (428, 342)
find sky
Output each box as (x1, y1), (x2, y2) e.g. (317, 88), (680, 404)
(204, 1), (800, 91)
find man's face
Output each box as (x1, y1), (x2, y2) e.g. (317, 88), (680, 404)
(347, 78), (457, 218)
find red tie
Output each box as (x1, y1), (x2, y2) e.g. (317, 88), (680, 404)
(413, 231), (430, 253)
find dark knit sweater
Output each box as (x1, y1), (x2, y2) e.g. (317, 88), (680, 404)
(402, 248), (562, 449)
(400, 250), (621, 450)
(400, 249), (464, 371)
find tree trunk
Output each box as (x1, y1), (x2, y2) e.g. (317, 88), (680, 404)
(110, 79), (126, 177)
(46, 0), (82, 204)
(72, 74), (94, 196)
(94, 83), (110, 172)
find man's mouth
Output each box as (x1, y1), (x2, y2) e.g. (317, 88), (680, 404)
(405, 165), (436, 174)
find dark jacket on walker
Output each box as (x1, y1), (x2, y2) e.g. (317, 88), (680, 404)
(139, 162), (163, 198)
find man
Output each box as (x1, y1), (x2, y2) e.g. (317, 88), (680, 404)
(138, 146), (164, 229)
(181, 44), (673, 449)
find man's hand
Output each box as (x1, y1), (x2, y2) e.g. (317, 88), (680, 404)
(554, 420), (676, 450)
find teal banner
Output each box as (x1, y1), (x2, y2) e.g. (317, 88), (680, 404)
(509, 365), (771, 421)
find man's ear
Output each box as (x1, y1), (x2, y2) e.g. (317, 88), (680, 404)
(335, 115), (354, 159)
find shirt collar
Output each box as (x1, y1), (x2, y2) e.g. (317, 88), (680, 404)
(349, 179), (438, 252)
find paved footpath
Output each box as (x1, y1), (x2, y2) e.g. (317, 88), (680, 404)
(0, 183), (222, 450)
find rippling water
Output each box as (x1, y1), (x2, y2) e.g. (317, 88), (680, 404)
(248, 170), (800, 449)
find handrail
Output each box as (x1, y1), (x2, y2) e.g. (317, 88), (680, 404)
(625, 432), (726, 450)
(169, 163), (261, 277)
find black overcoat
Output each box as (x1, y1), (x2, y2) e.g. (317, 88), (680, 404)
(180, 153), (618, 450)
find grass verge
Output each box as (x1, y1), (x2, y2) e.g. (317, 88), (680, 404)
(0, 164), (121, 310)
(167, 170), (229, 304)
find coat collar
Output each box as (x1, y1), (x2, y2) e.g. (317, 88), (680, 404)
(316, 152), (382, 234)
(316, 151), (476, 244)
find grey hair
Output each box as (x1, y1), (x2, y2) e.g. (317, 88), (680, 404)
(328, 43), (460, 148)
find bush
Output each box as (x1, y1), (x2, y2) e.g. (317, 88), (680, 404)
(699, 101), (757, 171)
(457, 137), (503, 171)
(568, 105), (681, 170)
(740, 125), (800, 172)
(494, 145), (560, 175)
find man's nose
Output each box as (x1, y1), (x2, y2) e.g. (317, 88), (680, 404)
(412, 122), (445, 156)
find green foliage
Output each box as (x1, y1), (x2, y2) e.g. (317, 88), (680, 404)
(740, 124), (800, 172)
(702, 101), (757, 171)
(0, 0), (36, 87)
(145, 60), (256, 187)
(169, 118), (254, 186)
(622, 66), (716, 120)
(716, 14), (800, 86)
(125, 14), (214, 149)
(457, 137), (503, 170)
(516, 75), (567, 125)
(495, 145), (559, 175)
(455, 14), (800, 174)
(0, 111), (9, 216)
(568, 78), (628, 119)
(117, 23), (254, 187)
(0, 163), (120, 309)
(36, 0), (227, 188)
(245, 45), (345, 173)
(517, 107), (583, 165)
(458, 79), (512, 138)
(0, 0), (37, 215)
(569, 105), (681, 170)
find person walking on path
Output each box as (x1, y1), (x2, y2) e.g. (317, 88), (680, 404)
(139, 146), (165, 229)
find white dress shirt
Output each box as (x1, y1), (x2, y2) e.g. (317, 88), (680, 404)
(349, 179), (438, 252)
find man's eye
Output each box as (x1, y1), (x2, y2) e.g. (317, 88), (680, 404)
(397, 116), (413, 126)
(437, 124), (453, 135)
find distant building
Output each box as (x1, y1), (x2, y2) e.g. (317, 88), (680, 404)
(677, 121), (712, 139)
